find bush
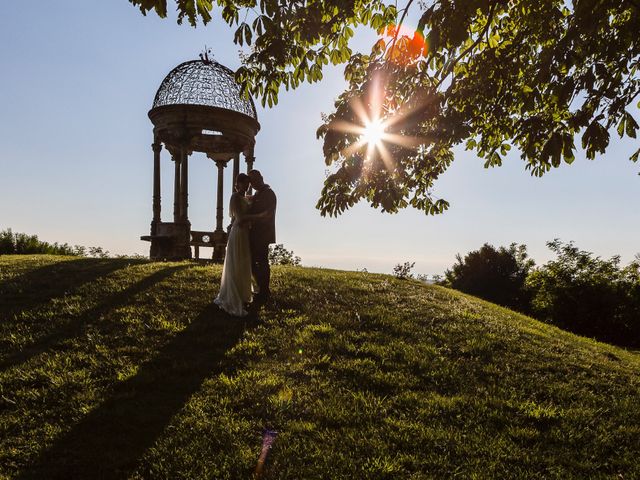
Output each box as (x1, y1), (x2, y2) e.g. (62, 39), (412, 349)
(393, 262), (415, 279)
(526, 240), (640, 347)
(268, 244), (301, 266)
(0, 228), (81, 256)
(444, 243), (534, 313)
(0, 228), (111, 258)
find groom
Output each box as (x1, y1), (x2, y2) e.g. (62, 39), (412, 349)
(247, 169), (277, 304)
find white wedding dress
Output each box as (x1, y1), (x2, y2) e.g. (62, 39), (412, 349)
(214, 193), (252, 316)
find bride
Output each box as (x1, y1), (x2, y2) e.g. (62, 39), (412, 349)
(214, 173), (253, 317)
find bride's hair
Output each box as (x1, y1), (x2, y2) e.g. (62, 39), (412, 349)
(235, 173), (250, 192)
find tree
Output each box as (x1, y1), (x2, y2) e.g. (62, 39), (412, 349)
(444, 243), (534, 312)
(0, 229), (80, 256)
(0, 229), (115, 257)
(392, 261), (415, 279)
(129, 0), (640, 215)
(269, 243), (302, 265)
(526, 240), (640, 347)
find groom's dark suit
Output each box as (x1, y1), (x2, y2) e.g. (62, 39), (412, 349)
(249, 184), (277, 299)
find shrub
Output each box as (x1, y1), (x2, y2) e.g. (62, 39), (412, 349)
(415, 273), (430, 282)
(0, 228), (111, 258)
(444, 243), (534, 313)
(0, 228), (80, 256)
(393, 262), (415, 279)
(268, 244), (301, 266)
(526, 240), (640, 347)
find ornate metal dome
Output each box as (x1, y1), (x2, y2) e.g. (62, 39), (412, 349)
(152, 59), (257, 119)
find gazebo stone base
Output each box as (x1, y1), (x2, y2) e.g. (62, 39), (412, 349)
(142, 222), (192, 261)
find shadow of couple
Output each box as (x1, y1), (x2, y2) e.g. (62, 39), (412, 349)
(16, 301), (260, 480)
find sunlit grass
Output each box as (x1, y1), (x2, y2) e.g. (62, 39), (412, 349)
(1, 255), (639, 479)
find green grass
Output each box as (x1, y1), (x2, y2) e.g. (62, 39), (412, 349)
(1, 255), (639, 479)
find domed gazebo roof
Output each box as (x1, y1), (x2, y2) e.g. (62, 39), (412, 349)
(152, 59), (257, 119)
(148, 58), (259, 156)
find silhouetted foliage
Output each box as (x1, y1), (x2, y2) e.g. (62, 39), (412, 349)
(415, 273), (430, 283)
(393, 261), (415, 279)
(0, 229), (115, 258)
(527, 240), (640, 348)
(0, 229), (81, 256)
(268, 244), (301, 266)
(445, 243), (534, 313)
(130, 0), (639, 216)
(445, 240), (640, 347)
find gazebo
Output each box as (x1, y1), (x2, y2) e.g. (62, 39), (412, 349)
(141, 57), (260, 261)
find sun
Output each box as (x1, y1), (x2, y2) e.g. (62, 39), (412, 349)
(360, 118), (386, 148)
(326, 72), (427, 172)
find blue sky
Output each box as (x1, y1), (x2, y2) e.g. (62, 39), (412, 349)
(1, 1), (638, 275)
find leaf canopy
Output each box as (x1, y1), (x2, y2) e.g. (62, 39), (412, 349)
(129, 0), (640, 215)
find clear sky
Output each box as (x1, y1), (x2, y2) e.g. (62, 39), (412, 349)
(1, 1), (638, 276)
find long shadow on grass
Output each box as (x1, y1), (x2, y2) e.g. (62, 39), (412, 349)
(16, 303), (257, 480)
(0, 264), (187, 372)
(0, 257), (143, 315)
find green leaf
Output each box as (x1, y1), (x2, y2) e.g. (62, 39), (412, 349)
(484, 152), (502, 168)
(233, 26), (243, 45)
(245, 23), (252, 44)
(562, 133), (575, 164)
(196, 0), (212, 24)
(370, 13), (384, 30)
(550, 132), (562, 167)
(252, 15), (265, 36)
(582, 121), (609, 160)
(625, 112), (638, 139)
(617, 115), (626, 138)
(488, 33), (500, 49)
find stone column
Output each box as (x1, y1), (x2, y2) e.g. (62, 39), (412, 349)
(232, 153), (240, 185)
(207, 153), (231, 262)
(151, 141), (162, 235)
(180, 148), (189, 225)
(165, 140), (191, 260)
(172, 149), (181, 223)
(244, 151), (255, 195)
(245, 154), (255, 173)
(215, 159), (226, 232)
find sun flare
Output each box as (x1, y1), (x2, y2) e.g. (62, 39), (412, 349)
(360, 118), (386, 148)
(327, 72), (428, 172)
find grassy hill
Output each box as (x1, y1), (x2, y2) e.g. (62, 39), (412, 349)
(1, 255), (639, 479)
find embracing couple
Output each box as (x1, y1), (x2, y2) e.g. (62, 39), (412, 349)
(214, 169), (276, 317)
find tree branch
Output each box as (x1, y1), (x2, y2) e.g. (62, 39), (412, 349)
(435, 1), (496, 89)
(389, 0), (415, 58)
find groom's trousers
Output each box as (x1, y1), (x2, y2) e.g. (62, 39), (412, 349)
(250, 238), (270, 297)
